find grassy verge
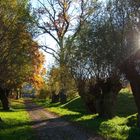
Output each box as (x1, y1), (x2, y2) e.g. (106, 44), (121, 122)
(0, 99), (34, 140)
(34, 89), (140, 140)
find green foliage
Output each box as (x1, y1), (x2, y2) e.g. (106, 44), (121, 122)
(38, 88), (48, 99)
(0, 99), (34, 140)
(46, 66), (77, 100)
(0, 0), (42, 90)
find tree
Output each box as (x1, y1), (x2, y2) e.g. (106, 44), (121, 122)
(69, 0), (140, 123)
(66, 16), (123, 118)
(100, 0), (140, 126)
(0, 0), (45, 110)
(113, 0), (140, 126)
(47, 66), (76, 103)
(34, 0), (98, 101)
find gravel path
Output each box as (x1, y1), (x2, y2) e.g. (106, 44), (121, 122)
(25, 100), (105, 140)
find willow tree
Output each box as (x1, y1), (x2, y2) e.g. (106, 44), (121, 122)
(66, 14), (123, 118)
(68, 0), (140, 124)
(111, 0), (140, 126)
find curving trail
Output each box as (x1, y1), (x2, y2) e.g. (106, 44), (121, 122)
(25, 100), (105, 140)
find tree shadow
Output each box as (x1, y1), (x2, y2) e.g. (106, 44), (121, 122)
(31, 115), (104, 140)
(0, 109), (14, 112)
(0, 115), (104, 140)
(61, 97), (88, 114)
(61, 114), (106, 132)
(127, 127), (140, 140)
(125, 115), (140, 140)
(116, 92), (137, 117)
(0, 118), (36, 140)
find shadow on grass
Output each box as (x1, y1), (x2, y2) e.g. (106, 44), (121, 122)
(116, 92), (137, 117)
(0, 115), (104, 140)
(31, 92), (139, 139)
(127, 127), (140, 140)
(0, 118), (48, 129)
(0, 109), (14, 112)
(62, 114), (140, 140)
(0, 119), (35, 140)
(62, 114), (105, 132)
(126, 115), (140, 140)
(32, 97), (87, 114)
(62, 97), (88, 114)
(1, 113), (140, 140)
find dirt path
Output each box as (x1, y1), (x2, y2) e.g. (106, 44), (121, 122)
(25, 100), (104, 140)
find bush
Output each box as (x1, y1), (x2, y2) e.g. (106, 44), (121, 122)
(38, 89), (49, 99)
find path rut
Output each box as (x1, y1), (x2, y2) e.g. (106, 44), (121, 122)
(25, 100), (105, 140)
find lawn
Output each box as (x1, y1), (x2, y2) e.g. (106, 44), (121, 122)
(34, 89), (140, 140)
(0, 99), (34, 140)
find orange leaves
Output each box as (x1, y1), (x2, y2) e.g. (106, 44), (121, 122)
(30, 74), (44, 90)
(27, 42), (46, 90)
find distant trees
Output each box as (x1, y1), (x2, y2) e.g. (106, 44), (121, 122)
(47, 66), (76, 103)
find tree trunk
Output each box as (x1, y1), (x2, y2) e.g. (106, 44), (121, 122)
(59, 89), (67, 104)
(99, 91), (118, 118)
(19, 90), (22, 98)
(98, 78), (122, 118)
(130, 81), (140, 127)
(77, 79), (98, 114)
(0, 88), (9, 110)
(120, 60), (140, 127)
(16, 91), (19, 99)
(76, 78), (121, 118)
(51, 91), (59, 103)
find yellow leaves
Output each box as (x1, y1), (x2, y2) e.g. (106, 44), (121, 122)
(27, 42), (46, 90)
(31, 74), (44, 90)
(64, 1), (68, 9)
(41, 68), (47, 75)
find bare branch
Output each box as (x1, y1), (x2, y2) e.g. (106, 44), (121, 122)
(39, 45), (58, 54)
(37, 25), (60, 46)
(41, 47), (59, 61)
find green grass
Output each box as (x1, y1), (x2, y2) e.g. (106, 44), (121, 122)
(34, 89), (140, 140)
(0, 99), (34, 140)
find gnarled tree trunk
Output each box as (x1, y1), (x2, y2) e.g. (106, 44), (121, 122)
(59, 89), (67, 104)
(120, 58), (140, 127)
(77, 79), (97, 114)
(76, 77), (122, 118)
(98, 78), (122, 118)
(130, 81), (140, 127)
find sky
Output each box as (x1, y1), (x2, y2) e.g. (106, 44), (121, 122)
(30, 0), (81, 68)
(30, 0), (106, 68)
(30, 0), (56, 69)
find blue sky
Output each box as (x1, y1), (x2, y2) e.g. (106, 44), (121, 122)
(30, 0), (106, 68)
(30, 0), (56, 68)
